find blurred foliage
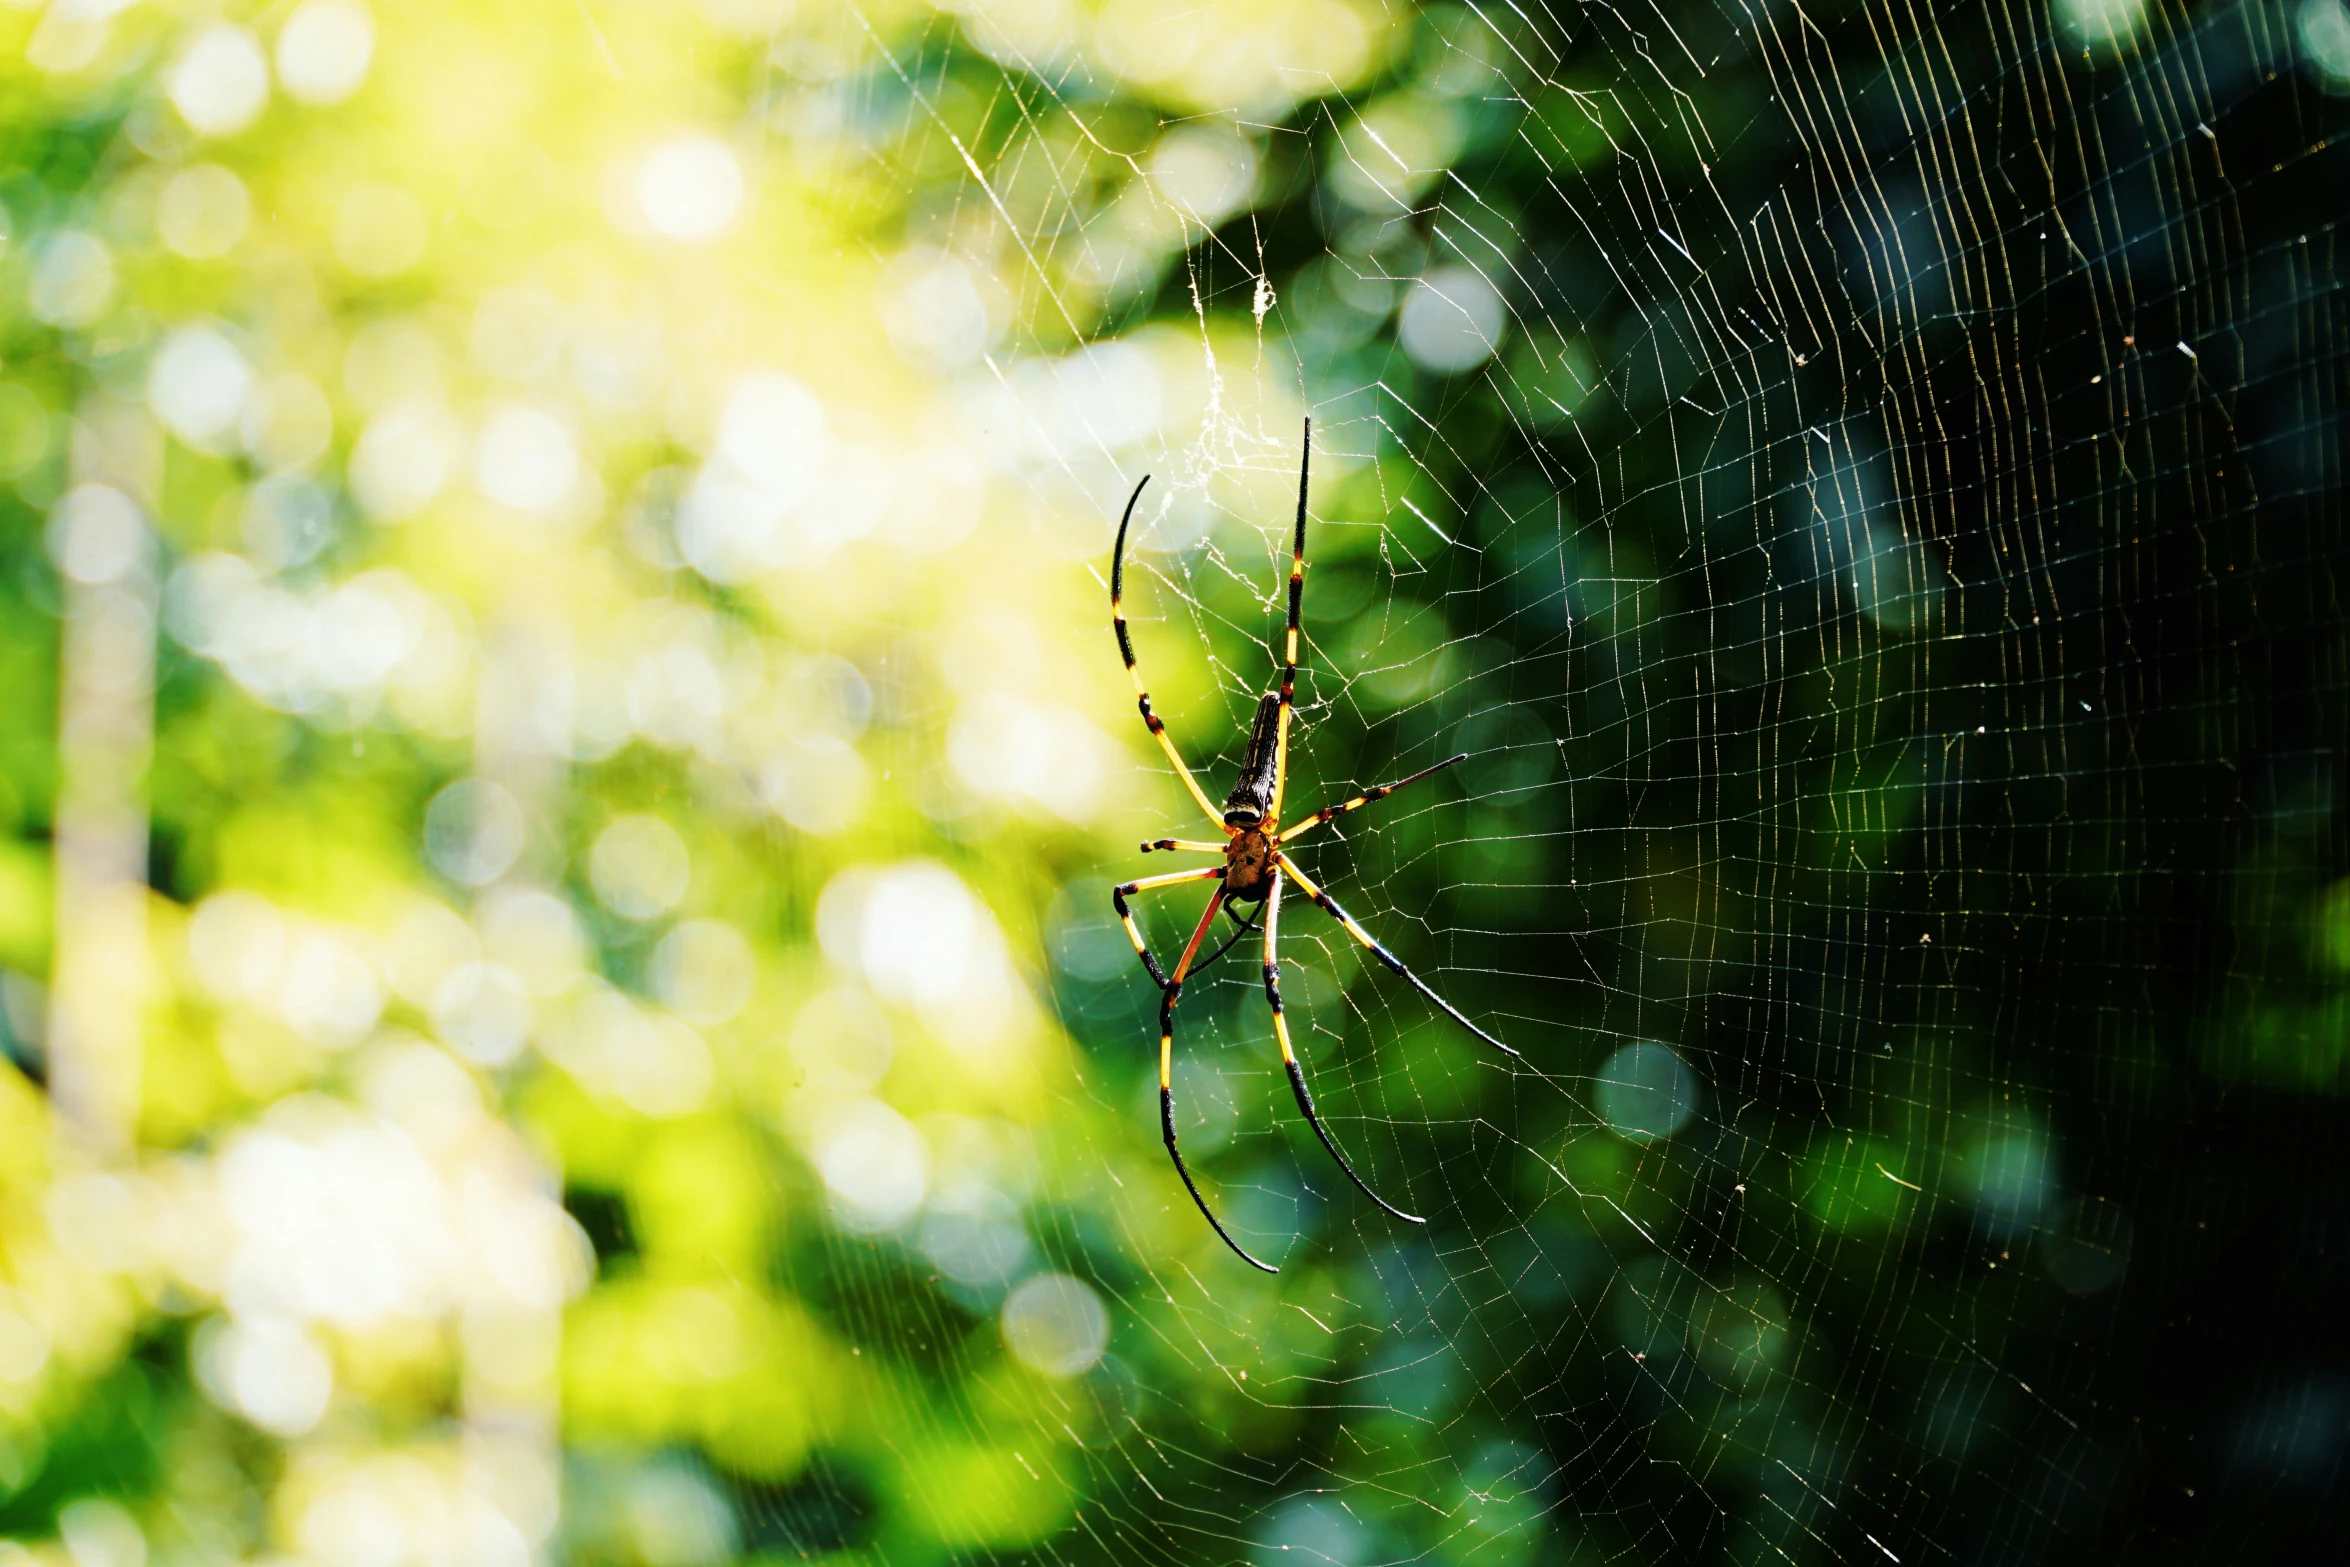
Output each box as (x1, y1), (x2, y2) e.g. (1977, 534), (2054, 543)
(1, 0), (2346, 1565)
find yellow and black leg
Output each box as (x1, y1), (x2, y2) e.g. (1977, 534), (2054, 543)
(1113, 866), (1224, 991)
(1279, 752), (1471, 846)
(1264, 872), (1424, 1225)
(1112, 476), (1233, 832)
(1159, 888), (1278, 1273)
(1267, 419), (1312, 828)
(1274, 854), (1521, 1060)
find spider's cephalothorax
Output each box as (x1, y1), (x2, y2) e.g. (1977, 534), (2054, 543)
(1107, 418), (1522, 1273)
(1223, 826), (1277, 902)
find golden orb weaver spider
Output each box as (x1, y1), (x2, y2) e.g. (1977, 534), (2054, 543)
(1109, 418), (1521, 1272)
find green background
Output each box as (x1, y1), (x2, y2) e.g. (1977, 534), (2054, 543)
(2, 1), (2346, 1563)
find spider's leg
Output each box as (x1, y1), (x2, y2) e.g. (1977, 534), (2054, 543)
(1274, 853), (1521, 1060)
(1160, 889), (1279, 1273)
(1268, 418), (1311, 828)
(1264, 871), (1425, 1225)
(1139, 839), (1228, 854)
(1279, 752), (1470, 846)
(1186, 900), (1263, 978)
(1113, 476), (1234, 833)
(1112, 866), (1225, 990)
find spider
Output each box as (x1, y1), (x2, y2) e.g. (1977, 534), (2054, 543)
(1109, 419), (1519, 1272)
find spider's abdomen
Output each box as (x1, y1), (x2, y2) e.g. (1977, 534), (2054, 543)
(1223, 829), (1276, 901)
(1222, 692), (1282, 827)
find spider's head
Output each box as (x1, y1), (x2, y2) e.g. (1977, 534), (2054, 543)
(1221, 693), (1282, 828)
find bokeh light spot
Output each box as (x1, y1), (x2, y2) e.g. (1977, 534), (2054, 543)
(2305, 0), (2350, 90)
(652, 920), (755, 1025)
(157, 163), (252, 259)
(1148, 125), (1258, 227)
(148, 325), (255, 450)
(2052, 0), (2151, 54)
(240, 372), (336, 473)
(277, 0), (376, 106)
(477, 405), (581, 514)
(816, 1098), (929, 1232)
(29, 231), (116, 328)
(58, 1498), (147, 1567)
(350, 399), (459, 521)
(636, 136), (745, 243)
(1961, 1128), (2055, 1234)
(880, 248), (997, 370)
(46, 485), (150, 586)
(214, 1317), (334, 1436)
(590, 815), (691, 920)
(1595, 1042), (1699, 1144)
(1252, 1494), (1370, 1567)
(1398, 265), (1506, 373)
(169, 23), (271, 138)
(424, 778), (526, 887)
(1001, 1273), (1109, 1378)
(432, 961), (535, 1067)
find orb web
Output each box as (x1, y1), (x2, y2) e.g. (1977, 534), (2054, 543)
(774, 1), (2347, 1561)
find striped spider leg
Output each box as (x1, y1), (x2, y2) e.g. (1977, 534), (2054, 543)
(1262, 867), (1425, 1226)
(1111, 474), (1234, 836)
(1266, 416), (1311, 829)
(1273, 854), (1521, 1061)
(1276, 752), (1473, 848)
(1111, 863), (1278, 1272)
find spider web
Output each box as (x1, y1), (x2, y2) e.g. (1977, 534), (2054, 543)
(788, 0), (2350, 1562)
